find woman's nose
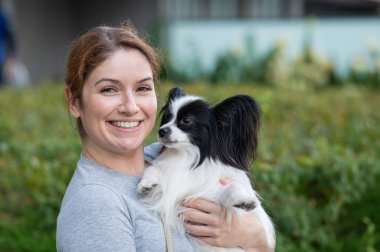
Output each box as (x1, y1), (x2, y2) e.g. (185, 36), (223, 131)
(118, 91), (139, 115)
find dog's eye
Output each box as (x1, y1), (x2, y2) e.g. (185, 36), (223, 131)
(180, 117), (192, 125)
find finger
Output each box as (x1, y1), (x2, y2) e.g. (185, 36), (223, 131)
(183, 198), (221, 214)
(185, 222), (217, 237)
(182, 209), (219, 227)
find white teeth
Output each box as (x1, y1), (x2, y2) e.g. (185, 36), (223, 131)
(111, 121), (140, 129)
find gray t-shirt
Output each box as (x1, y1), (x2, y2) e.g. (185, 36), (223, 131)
(56, 144), (193, 252)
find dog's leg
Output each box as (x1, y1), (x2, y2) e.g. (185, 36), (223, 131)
(137, 166), (161, 196)
(217, 183), (259, 211)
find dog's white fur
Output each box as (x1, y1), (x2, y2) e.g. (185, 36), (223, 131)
(138, 95), (275, 251)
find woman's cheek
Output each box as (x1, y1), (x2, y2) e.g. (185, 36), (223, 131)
(146, 95), (158, 117)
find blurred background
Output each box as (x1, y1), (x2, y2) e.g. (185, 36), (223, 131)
(0, 0), (379, 251)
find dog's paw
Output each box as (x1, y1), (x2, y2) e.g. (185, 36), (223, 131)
(139, 183), (158, 196)
(138, 166), (161, 197)
(233, 200), (256, 211)
(231, 192), (259, 211)
(137, 179), (159, 197)
(220, 183), (259, 211)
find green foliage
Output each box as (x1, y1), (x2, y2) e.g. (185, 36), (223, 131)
(0, 84), (81, 251)
(252, 86), (380, 251)
(348, 45), (380, 89)
(0, 83), (379, 251)
(165, 36), (380, 89)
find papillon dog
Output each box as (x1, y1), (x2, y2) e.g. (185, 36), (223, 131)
(138, 87), (275, 251)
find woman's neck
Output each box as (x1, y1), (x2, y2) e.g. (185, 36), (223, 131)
(82, 144), (146, 177)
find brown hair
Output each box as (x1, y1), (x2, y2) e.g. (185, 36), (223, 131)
(65, 22), (161, 138)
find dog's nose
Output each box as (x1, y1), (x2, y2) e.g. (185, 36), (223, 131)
(158, 127), (171, 138)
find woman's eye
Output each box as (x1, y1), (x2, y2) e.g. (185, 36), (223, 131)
(100, 86), (116, 93)
(137, 86), (152, 92)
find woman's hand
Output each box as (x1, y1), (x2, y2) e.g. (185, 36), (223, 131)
(182, 179), (274, 252)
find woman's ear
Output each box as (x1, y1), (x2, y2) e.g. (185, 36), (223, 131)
(65, 86), (81, 118)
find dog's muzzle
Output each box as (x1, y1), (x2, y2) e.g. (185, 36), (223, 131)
(158, 127), (171, 138)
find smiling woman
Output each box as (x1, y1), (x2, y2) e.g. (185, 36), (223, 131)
(67, 48), (157, 175)
(56, 22), (274, 252)
(64, 24), (160, 140)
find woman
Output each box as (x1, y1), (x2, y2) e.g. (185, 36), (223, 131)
(57, 23), (274, 252)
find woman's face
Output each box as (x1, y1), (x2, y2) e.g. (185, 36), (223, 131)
(70, 48), (157, 156)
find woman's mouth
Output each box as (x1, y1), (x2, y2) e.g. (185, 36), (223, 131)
(109, 121), (141, 129)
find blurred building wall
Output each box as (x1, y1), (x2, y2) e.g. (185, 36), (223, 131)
(10, 0), (160, 83)
(12, 0), (73, 83)
(161, 0), (380, 78)
(3, 0), (380, 83)
(167, 17), (380, 76)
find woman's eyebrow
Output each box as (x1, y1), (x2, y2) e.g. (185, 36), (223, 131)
(95, 78), (121, 85)
(94, 77), (152, 85)
(137, 77), (153, 83)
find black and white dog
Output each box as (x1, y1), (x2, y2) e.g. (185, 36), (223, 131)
(138, 87), (275, 251)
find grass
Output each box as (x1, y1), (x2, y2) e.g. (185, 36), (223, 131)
(0, 82), (379, 251)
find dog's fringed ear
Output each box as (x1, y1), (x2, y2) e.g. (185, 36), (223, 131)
(159, 87), (187, 126)
(160, 87), (186, 113)
(212, 95), (261, 171)
(160, 87), (186, 114)
(167, 87), (186, 102)
(159, 87), (186, 112)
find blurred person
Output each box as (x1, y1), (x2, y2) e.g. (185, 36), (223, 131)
(56, 23), (274, 252)
(2, 54), (30, 87)
(0, 10), (16, 87)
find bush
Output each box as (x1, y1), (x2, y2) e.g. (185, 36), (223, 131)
(0, 83), (379, 251)
(348, 45), (380, 88)
(252, 85), (380, 251)
(165, 37), (379, 89)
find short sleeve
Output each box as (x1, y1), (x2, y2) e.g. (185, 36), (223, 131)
(144, 142), (164, 164)
(56, 185), (135, 252)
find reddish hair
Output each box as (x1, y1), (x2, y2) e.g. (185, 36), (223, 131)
(65, 23), (161, 138)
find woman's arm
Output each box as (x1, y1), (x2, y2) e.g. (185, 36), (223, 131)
(182, 199), (274, 252)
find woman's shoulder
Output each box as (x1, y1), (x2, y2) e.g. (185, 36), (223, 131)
(59, 155), (141, 215)
(59, 183), (128, 217)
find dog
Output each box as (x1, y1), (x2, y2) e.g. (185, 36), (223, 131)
(138, 87), (275, 251)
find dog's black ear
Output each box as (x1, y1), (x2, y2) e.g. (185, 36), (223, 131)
(167, 87), (186, 102)
(212, 95), (261, 171)
(159, 87), (187, 126)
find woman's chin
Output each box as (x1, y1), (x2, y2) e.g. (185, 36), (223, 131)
(114, 141), (144, 154)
